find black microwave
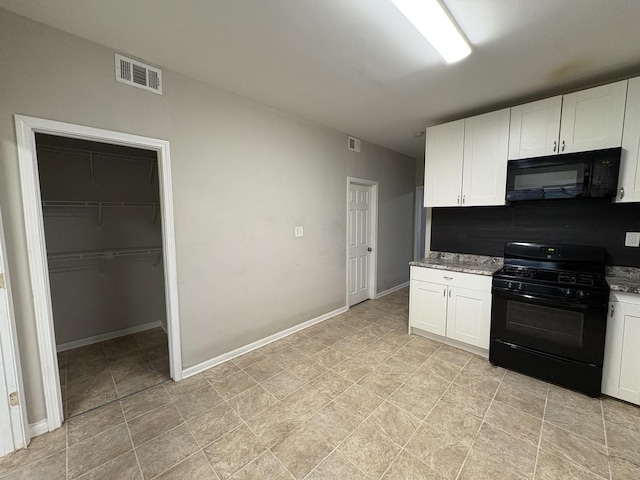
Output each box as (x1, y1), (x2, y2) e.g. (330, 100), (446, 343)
(505, 147), (621, 202)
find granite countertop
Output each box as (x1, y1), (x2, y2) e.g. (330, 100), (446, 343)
(606, 266), (640, 294)
(410, 252), (503, 276)
(411, 253), (640, 293)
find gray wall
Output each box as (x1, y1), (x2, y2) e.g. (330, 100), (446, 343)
(0, 9), (416, 423)
(38, 147), (166, 346)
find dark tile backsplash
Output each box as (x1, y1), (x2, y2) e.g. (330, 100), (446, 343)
(430, 198), (640, 266)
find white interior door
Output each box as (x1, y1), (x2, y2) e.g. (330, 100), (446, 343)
(0, 208), (28, 457)
(348, 183), (372, 306)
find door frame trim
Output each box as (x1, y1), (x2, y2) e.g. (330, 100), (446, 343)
(413, 186), (424, 260)
(14, 115), (183, 432)
(0, 207), (29, 455)
(346, 177), (378, 307)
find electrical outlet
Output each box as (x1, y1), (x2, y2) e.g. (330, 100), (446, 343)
(294, 226), (304, 238)
(625, 232), (640, 247)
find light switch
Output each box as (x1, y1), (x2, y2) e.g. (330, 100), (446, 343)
(294, 226), (304, 237)
(625, 232), (640, 247)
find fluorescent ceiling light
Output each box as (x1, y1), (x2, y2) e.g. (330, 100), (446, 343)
(390, 0), (471, 63)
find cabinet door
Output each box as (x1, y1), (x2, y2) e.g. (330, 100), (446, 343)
(603, 300), (640, 405)
(445, 286), (491, 349)
(508, 96), (562, 159)
(602, 301), (623, 397)
(560, 80), (627, 153)
(424, 120), (464, 207)
(462, 109), (510, 206)
(617, 77), (640, 203)
(409, 280), (447, 337)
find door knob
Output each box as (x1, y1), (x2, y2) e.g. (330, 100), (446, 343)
(367, 247), (372, 252)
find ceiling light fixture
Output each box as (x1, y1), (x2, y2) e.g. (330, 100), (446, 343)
(390, 0), (471, 64)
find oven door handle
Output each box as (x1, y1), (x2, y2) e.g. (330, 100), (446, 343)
(492, 289), (605, 311)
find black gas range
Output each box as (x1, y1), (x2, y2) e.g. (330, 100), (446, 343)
(490, 242), (609, 397)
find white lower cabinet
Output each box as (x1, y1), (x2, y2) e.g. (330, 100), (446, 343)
(603, 292), (640, 405)
(409, 266), (491, 350)
(409, 279), (447, 337)
(446, 286), (491, 349)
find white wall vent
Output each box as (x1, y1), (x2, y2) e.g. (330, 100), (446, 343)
(348, 136), (361, 153)
(115, 54), (162, 95)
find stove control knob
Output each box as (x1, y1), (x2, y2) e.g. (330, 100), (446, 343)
(518, 283), (524, 290)
(507, 282), (513, 290)
(576, 290), (585, 299)
(563, 288), (572, 297)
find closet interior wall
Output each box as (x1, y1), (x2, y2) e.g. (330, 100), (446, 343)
(36, 134), (167, 349)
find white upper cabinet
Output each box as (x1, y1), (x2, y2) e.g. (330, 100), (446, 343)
(508, 81), (627, 159)
(508, 96), (562, 160)
(462, 109), (510, 206)
(560, 80), (627, 153)
(617, 76), (640, 203)
(424, 120), (465, 207)
(425, 111), (509, 207)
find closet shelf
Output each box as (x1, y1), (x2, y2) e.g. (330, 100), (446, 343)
(47, 246), (162, 263)
(42, 200), (159, 208)
(37, 145), (157, 185)
(37, 145), (156, 164)
(42, 201), (160, 226)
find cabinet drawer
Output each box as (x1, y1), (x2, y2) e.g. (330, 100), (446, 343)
(410, 266), (491, 291)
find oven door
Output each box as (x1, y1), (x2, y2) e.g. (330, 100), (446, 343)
(490, 289), (607, 366)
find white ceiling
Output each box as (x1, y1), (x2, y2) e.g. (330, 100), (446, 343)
(2, 0), (640, 158)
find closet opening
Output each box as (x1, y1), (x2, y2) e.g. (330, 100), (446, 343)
(36, 133), (170, 418)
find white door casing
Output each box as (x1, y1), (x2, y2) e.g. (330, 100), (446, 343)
(413, 186), (426, 261)
(346, 178), (377, 307)
(14, 115), (182, 433)
(0, 207), (29, 456)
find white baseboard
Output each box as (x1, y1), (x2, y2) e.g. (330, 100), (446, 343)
(376, 281), (409, 299)
(56, 321), (162, 352)
(29, 420), (49, 438)
(182, 305), (348, 379)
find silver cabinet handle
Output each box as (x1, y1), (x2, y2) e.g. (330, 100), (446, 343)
(448, 289), (452, 298)
(553, 140), (557, 152)
(443, 276), (453, 280)
(443, 288), (446, 297)
(620, 187), (625, 199)
(457, 195), (460, 204)
(561, 140), (565, 152)
(462, 195), (466, 204)
(610, 304), (614, 318)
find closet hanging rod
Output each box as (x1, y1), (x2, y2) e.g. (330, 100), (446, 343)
(41, 200), (160, 208)
(47, 246), (162, 263)
(37, 145), (157, 164)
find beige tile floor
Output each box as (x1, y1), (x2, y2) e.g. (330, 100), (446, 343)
(2, 288), (640, 479)
(58, 327), (170, 417)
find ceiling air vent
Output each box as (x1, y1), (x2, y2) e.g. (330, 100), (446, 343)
(348, 136), (361, 153)
(115, 54), (162, 95)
